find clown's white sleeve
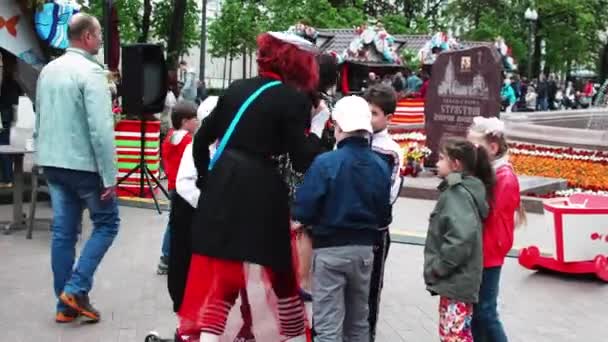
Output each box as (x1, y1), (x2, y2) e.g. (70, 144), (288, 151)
(176, 143), (200, 208)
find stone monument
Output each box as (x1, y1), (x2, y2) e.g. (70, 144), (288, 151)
(424, 46), (502, 164)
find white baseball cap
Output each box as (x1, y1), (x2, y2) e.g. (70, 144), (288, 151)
(332, 96), (373, 133)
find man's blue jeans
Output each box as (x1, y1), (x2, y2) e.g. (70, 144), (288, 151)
(537, 98), (549, 111)
(45, 167), (120, 311)
(472, 266), (508, 342)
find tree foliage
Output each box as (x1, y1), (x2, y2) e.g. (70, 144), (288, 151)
(152, 0), (201, 56)
(208, 0), (261, 59)
(446, 0), (608, 76)
(25, 0), (605, 77)
(81, 0), (200, 63)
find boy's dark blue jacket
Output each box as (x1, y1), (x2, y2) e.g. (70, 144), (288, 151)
(293, 136), (392, 249)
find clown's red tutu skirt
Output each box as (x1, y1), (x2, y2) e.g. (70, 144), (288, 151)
(177, 232), (310, 342)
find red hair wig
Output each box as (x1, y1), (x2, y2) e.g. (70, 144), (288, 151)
(256, 33), (319, 93)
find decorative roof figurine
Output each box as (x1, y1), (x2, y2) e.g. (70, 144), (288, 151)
(336, 23), (402, 65)
(418, 32), (461, 66)
(495, 36), (517, 72)
(287, 22), (318, 44)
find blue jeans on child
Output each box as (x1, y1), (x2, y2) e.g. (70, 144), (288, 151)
(472, 266), (508, 342)
(161, 190), (176, 258)
(161, 224), (171, 257)
(0, 124), (13, 183)
(45, 167), (120, 311)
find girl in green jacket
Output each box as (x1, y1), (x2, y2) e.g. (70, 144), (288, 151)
(424, 137), (494, 342)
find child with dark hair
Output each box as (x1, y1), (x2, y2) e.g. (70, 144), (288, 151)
(157, 101), (199, 274)
(363, 84), (403, 341)
(424, 137), (494, 342)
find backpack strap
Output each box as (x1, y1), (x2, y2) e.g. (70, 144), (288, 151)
(208, 80), (281, 171)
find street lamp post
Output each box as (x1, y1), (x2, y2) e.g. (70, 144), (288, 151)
(199, 0), (208, 84)
(103, 0), (113, 67)
(525, 7), (539, 80)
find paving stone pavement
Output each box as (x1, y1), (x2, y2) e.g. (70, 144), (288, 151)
(1, 203), (607, 342)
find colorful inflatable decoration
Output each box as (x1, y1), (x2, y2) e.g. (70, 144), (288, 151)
(334, 23), (402, 65)
(287, 22), (318, 44)
(417, 32), (461, 66)
(0, 0), (46, 66)
(495, 36), (517, 72)
(34, 0), (80, 50)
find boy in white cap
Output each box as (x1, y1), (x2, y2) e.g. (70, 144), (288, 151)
(293, 96), (392, 342)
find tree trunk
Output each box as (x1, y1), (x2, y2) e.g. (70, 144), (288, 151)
(242, 46), (247, 79)
(222, 56), (228, 89)
(199, 0), (208, 83)
(402, 0), (416, 26)
(249, 49), (253, 78)
(138, 0), (152, 43)
(229, 56), (234, 84)
(166, 0), (188, 69)
(533, 22), (542, 79)
(472, 1), (481, 30)
(600, 42), (608, 83)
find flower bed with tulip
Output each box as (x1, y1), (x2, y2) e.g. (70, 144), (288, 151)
(390, 129), (608, 192)
(390, 130), (429, 177)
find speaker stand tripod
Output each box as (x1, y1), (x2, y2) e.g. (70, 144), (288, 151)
(117, 117), (169, 214)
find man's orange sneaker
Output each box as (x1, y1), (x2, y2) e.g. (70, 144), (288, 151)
(55, 307), (79, 323)
(59, 292), (100, 322)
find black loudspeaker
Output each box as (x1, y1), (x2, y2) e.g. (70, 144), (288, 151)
(121, 44), (168, 115)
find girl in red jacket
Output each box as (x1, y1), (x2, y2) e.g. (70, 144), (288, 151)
(468, 116), (525, 342)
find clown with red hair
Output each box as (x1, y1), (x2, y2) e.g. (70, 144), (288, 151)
(171, 32), (331, 342)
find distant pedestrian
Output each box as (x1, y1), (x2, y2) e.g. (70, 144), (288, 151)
(536, 75), (549, 111)
(501, 78), (516, 112)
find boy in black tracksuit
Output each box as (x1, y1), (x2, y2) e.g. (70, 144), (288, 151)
(365, 85), (404, 341)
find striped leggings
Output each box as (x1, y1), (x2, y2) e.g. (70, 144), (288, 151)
(177, 254), (306, 339)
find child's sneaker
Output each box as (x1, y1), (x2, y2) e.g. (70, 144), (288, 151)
(59, 292), (100, 322)
(55, 307), (79, 323)
(157, 256), (169, 275)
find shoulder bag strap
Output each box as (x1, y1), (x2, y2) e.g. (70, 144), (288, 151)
(208, 80), (281, 171)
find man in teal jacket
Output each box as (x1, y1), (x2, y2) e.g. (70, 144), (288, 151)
(35, 13), (119, 324)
